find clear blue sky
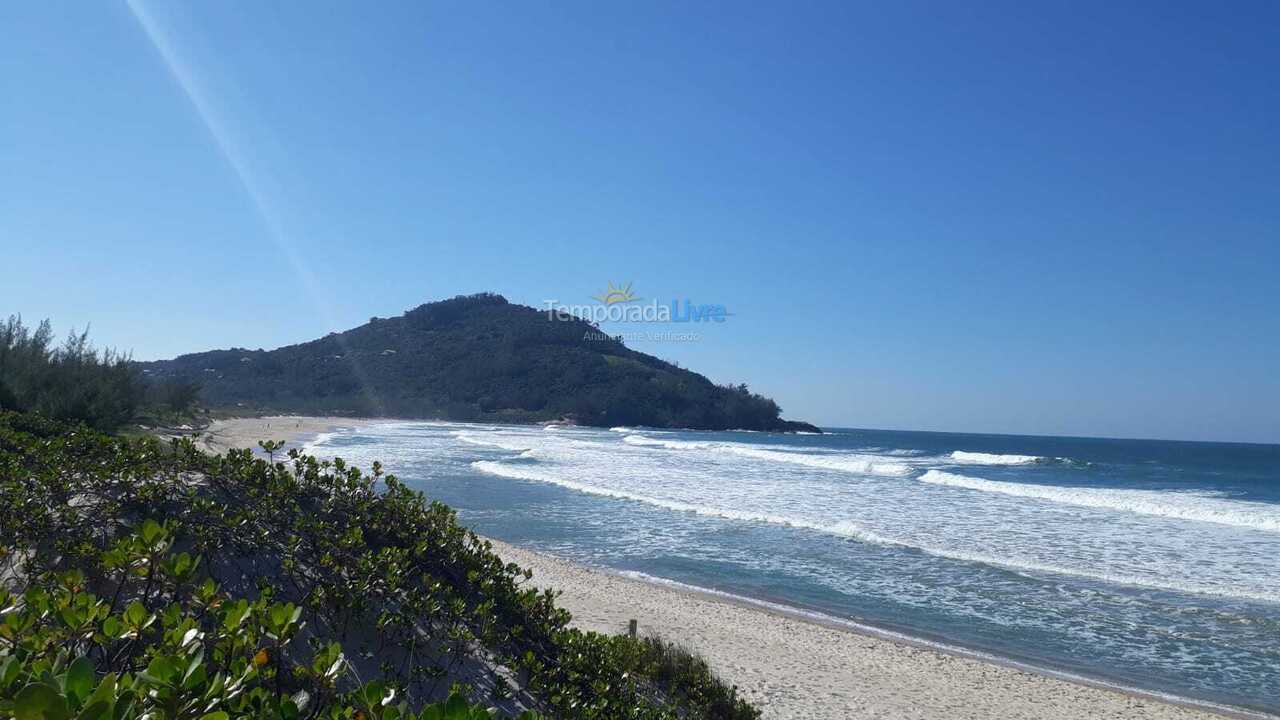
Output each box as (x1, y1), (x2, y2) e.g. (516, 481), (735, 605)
(2, 1), (1277, 442)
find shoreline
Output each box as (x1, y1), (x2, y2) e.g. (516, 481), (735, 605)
(179, 416), (1263, 720)
(169, 414), (377, 455)
(490, 539), (1257, 720)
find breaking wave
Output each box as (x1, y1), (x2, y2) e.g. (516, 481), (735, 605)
(949, 451), (1049, 465)
(623, 434), (913, 477)
(451, 430), (533, 453)
(919, 470), (1280, 533)
(472, 459), (1279, 603)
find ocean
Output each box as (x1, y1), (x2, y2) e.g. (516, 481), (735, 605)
(305, 422), (1280, 715)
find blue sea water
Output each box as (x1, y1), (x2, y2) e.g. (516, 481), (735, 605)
(306, 423), (1280, 715)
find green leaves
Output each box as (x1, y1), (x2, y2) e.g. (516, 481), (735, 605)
(79, 675), (118, 720)
(121, 601), (154, 637)
(258, 440), (286, 463)
(160, 552), (199, 583)
(0, 656), (21, 692)
(100, 615), (125, 641)
(12, 683), (69, 720)
(5, 666), (119, 720)
(311, 641), (345, 682)
(0, 410), (752, 720)
(61, 658), (94, 707)
(263, 602), (303, 641)
(140, 519), (165, 547)
(0, 317), (144, 433)
(221, 599), (251, 633)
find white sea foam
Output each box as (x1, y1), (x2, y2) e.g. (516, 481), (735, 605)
(623, 434), (913, 477)
(859, 447), (929, 457)
(473, 458), (916, 545)
(723, 446), (914, 477)
(301, 431), (337, 454)
(949, 451), (1047, 465)
(314, 418), (1280, 705)
(473, 460), (789, 523)
(622, 434), (715, 450)
(919, 470), (1280, 533)
(451, 430), (532, 453)
(472, 459), (1280, 603)
(314, 423), (1280, 611)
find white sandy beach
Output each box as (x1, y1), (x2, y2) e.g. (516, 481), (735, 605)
(159, 415), (375, 454)
(190, 416), (1236, 720)
(492, 540), (1232, 720)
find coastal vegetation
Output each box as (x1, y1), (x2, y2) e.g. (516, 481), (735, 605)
(0, 315), (771, 715)
(0, 410), (759, 719)
(0, 316), (143, 433)
(137, 294), (819, 433)
(0, 317), (205, 434)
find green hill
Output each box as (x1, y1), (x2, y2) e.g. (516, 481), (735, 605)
(138, 293), (819, 432)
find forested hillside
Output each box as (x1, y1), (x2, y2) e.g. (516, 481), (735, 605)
(138, 294), (818, 432)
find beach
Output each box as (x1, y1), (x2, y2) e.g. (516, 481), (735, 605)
(156, 415), (375, 454)
(195, 416), (1238, 720)
(492, 539), (1226, 720)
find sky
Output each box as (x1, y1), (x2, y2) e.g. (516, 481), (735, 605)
(2, 1), (1277, 443)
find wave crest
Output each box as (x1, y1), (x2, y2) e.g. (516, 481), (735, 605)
(473, 460), (1280, 603)
(919, 470), (1280, 533)
(623, 435), (913, 477)
(451, 430), (532, 453)
(949, 451), (1047, 465)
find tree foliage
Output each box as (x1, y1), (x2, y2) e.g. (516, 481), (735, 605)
(0, 316), (142, 432)
(154, 379), (202, 417)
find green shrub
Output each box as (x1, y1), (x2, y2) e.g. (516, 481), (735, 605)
(0, 525), (535, 719)
(608, 636), (757, 720)
(0, 411), (757, 719)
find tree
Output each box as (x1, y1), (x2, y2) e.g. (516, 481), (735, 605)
(161, 379), (202, 415)
(0, 315), (142, 431)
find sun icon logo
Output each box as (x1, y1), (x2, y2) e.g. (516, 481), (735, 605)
(593, 281), (640, 305)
